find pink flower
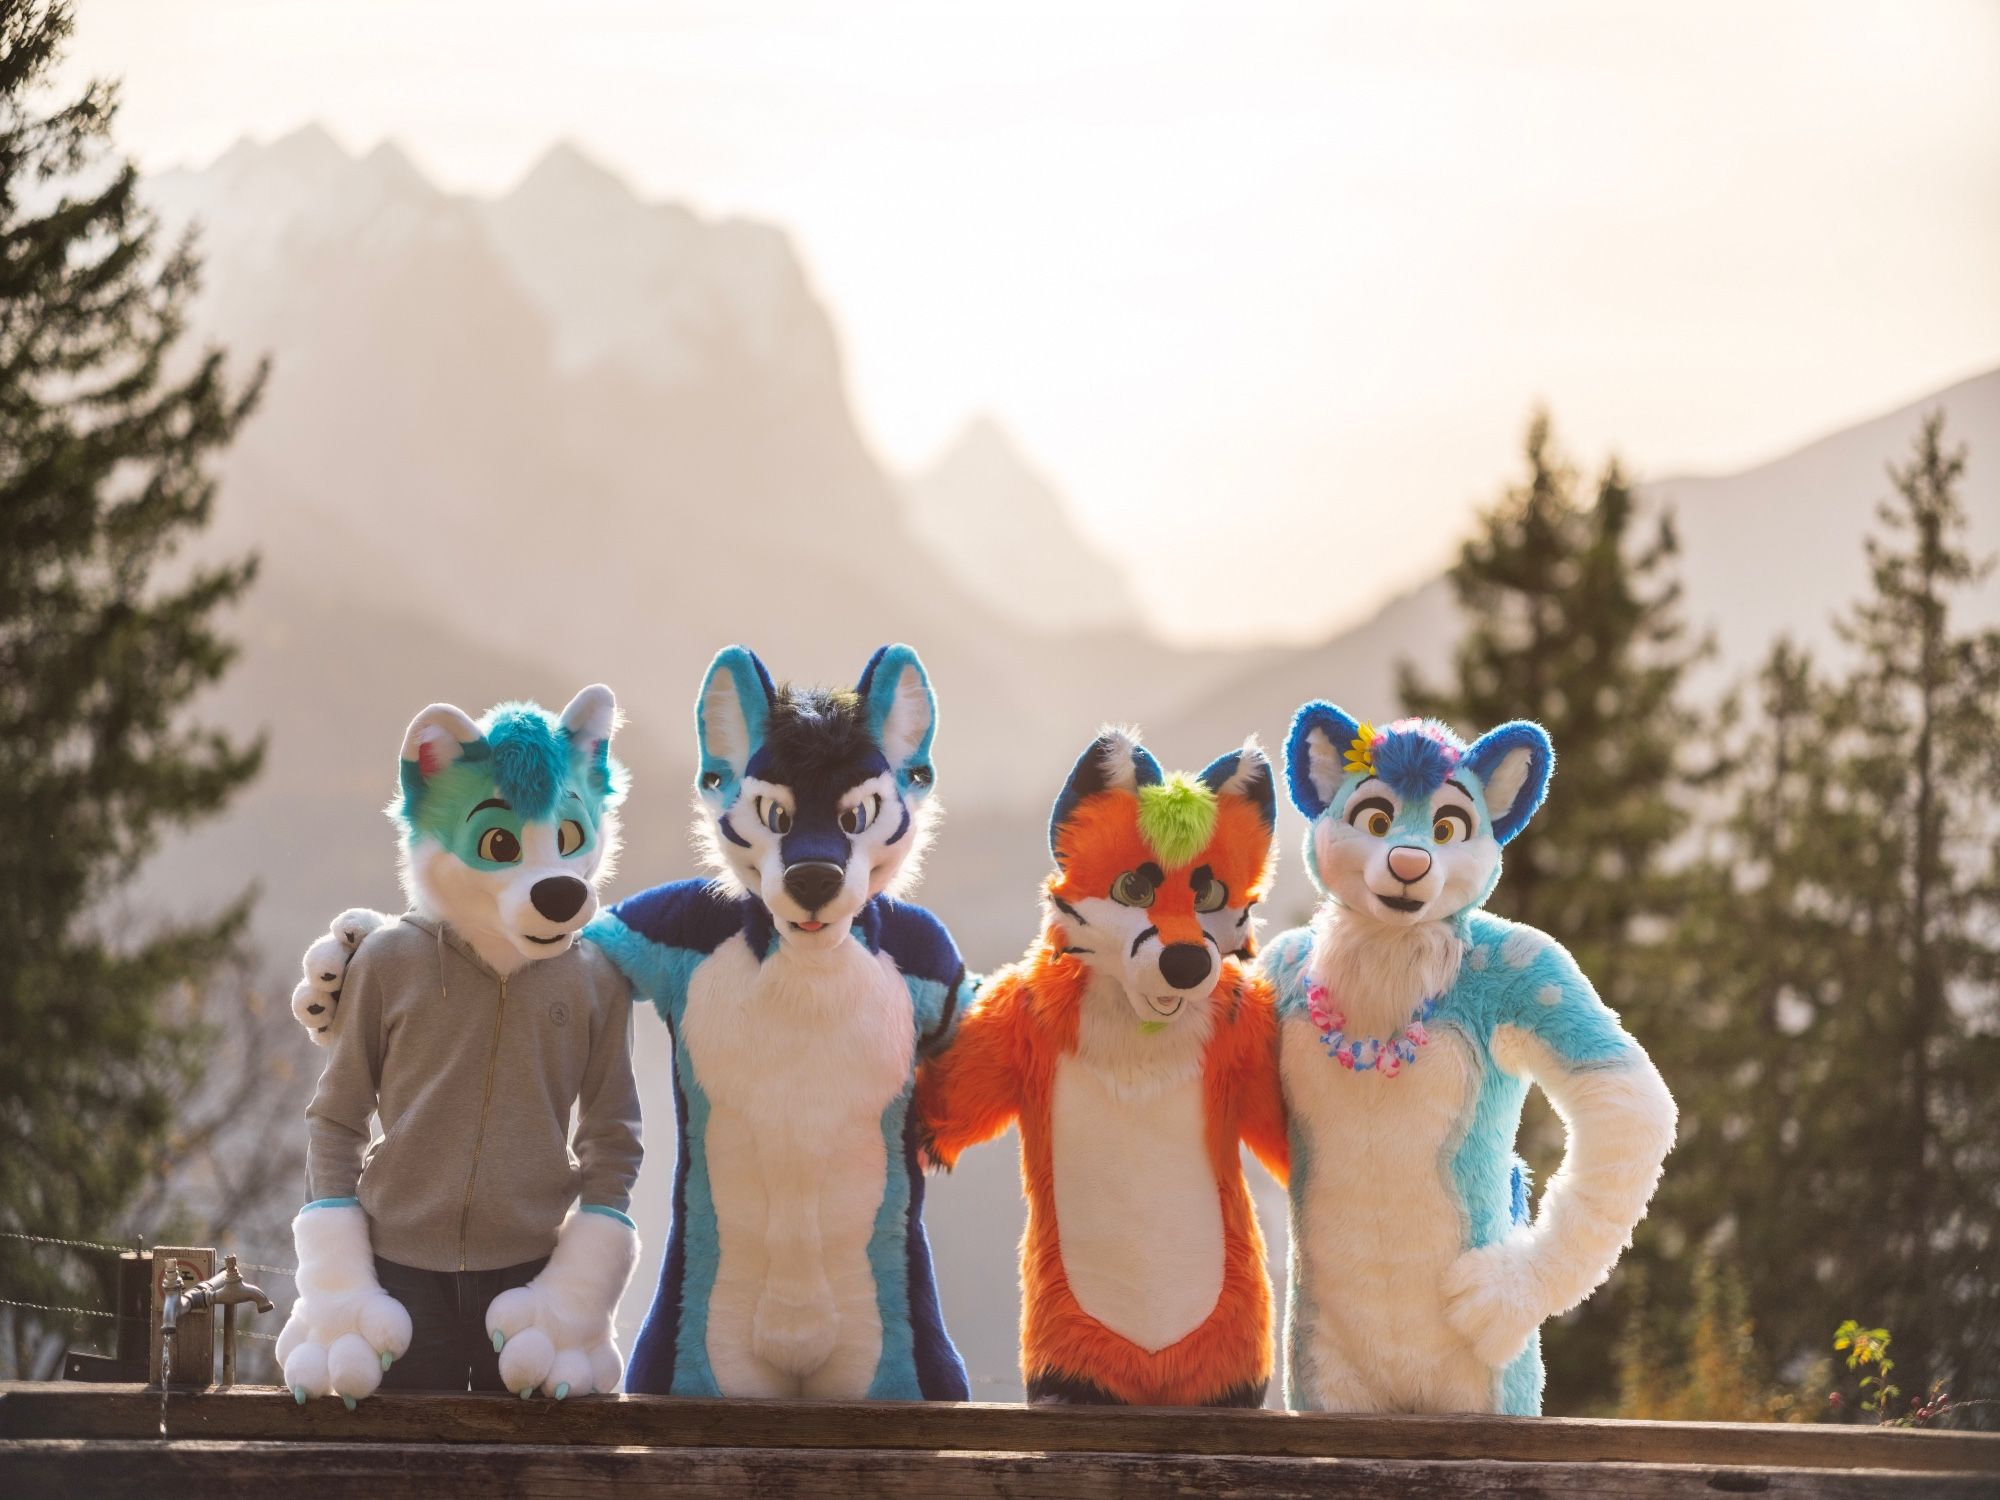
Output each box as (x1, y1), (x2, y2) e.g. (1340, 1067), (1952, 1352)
(1405, 1022), (1430, 1047)
(1337, 1050), (1355, 1070)
(1378, 1052), (1403, 1078)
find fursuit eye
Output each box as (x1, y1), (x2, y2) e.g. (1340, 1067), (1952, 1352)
(477, 827), (521, 864)
(557, 818), (587, 856)
(1348, 795), (1395, 837)
(839, 794), (882, 837)
(1193, 874), (1229, 914)
(759, 798), (792, 836)
(1111, 870), (1155, 908)
(1434, 808), (1472, 844)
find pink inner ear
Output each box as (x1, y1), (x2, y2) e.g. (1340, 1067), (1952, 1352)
(418, 738), (443, 778)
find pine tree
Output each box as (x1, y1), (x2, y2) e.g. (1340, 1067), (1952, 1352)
(1400, 410), (1707, 1409)
(1837, 414), (2000, 1394)
(0, 1), (264, 1376)
(1665, 413), (2000, 1422)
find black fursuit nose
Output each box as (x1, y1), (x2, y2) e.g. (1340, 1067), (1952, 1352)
(530, 875), (589, 923)
(783, 860), (846, 914)
(1158, 942), (1213, 992)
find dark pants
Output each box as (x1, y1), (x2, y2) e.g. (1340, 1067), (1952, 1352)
(374, 1253), (548, 1392)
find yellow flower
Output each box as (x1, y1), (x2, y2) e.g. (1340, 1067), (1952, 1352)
(1344, 722), (1378, 776)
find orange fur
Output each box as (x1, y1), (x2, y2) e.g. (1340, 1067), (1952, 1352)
(918, 782), (1287, 1406)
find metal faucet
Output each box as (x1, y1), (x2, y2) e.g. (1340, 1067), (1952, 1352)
(163, 1255), (273, 1388)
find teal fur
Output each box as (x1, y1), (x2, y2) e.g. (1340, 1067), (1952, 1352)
(585, 911), (698, 1027)
(864, 1087), (922, 1399)
(667, 1035), (724, 1394)
(580, 911), (725, 1396)
(1501, 1337), (1546, 1415)
(902, 971), (970, 1053)
(696, 647), (774, 803)
(1282, 1114), (1319, 1403)
(396, 699), (626, 862)
(860, 643), (937, 781)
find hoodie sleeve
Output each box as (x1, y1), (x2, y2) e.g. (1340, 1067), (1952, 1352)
(304, 934), (388, 1202)
(574, 956), (643, 1214)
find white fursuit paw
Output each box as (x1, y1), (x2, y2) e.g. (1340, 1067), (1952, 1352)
(487, 1209), (639, 1399)
(291, 908), (389, 1046)
(276, 1203), (412, 1408)
(1441, 1232), (1550, 1370)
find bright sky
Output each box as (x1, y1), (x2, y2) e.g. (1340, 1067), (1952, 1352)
(69, 0), (2000, 645)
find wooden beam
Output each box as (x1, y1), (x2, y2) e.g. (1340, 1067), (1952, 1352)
(2, 1440), (1994, 1500)
(2, 1385), (1995, 1475)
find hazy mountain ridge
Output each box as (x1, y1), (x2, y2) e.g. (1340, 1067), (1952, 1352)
(145, 128), (1228, 819)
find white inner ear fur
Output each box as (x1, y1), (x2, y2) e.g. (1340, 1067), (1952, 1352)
(402, 704), (480, 775)
(1093, 725), (1146, 792)
(701, 671), (756, 772)
(559, 683), (619, 751)
(1481, 746), (1535, 823)
(877, 663), (934, 768)
(1304, 723), (1344, 809)
(1216, 738), (1270, 798)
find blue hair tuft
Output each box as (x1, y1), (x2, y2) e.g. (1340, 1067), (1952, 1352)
(1372, 720), (1466, 802)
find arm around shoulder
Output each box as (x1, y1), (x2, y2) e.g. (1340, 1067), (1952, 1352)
(914, 973), (1025, 1169)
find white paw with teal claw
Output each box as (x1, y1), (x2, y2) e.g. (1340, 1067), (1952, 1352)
(486, 1208), (640, 1399)
(278, 1203), (412, 1409)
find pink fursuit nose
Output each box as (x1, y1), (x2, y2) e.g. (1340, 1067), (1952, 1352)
(1386, 845), (1433, 884)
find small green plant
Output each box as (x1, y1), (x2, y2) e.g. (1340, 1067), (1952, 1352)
(1827, 1321), (1971, 1428)
(1832, 1321), (1901, 1416)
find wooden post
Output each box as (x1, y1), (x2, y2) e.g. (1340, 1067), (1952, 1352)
(148, 1247), (215, 1389)
(114, 1247), (152, 1372)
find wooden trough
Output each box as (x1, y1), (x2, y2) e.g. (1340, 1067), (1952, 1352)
(3, 1382), (1996, 1497)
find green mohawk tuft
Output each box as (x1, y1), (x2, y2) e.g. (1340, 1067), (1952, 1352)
(1136, 772), (1218, 869)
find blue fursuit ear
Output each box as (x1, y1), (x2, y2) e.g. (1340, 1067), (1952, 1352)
(1198, 742), (1276, 830)
(857, 643), (938, 794)
(1464, 720), (1554, 846)
(696, 645), (775, 802)
(1284, 701), (1364, 820)
(1049, 727), (1163, 861)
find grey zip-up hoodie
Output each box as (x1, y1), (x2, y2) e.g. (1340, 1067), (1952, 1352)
(305, 914), (643, 1272)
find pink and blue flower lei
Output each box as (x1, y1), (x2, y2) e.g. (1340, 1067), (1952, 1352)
(1306, 981), (1440, 1078)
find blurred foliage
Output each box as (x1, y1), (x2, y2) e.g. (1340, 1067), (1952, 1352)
(1656, 412), (2000, 1424)
(0, 0), (265, 1377)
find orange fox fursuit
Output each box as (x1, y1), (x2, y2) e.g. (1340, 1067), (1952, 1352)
(918, 729), (1288, 1406)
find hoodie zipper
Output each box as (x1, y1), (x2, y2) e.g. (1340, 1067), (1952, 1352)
(457, 972), (508, 1271)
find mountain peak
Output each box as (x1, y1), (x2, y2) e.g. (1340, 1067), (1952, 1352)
(929, 413), (1019, 475)
(262, 121), (350, 176)
(917, 415), (1055, 506)
(357, 138), (431, 195)
(905, 418), (1144, 635)
(509, 140), (635, 209)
